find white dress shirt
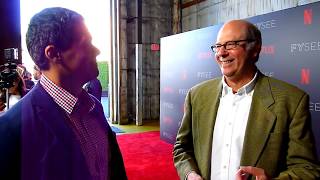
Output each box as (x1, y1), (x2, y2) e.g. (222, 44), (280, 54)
(211, 73), (257, 180)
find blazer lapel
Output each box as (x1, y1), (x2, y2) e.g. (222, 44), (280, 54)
(196, 79), (222, 178)
(21, 83), (89, 178)
(30, 84), (75, 144)
(240, 74), (276, 166)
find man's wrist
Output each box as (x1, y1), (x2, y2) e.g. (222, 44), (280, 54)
(186, 171), (201, 180)
(185, 171), (195, 180)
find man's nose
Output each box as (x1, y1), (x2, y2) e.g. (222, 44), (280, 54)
(93, 45), (100, 56)
(216, 46), (228, 57)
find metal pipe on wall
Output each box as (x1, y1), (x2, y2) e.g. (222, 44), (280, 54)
(135, 0), (143, 125)
(110, 0), (120, 124)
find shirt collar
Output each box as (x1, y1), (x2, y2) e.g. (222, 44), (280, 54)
(40, 75), (95, 114)
(221, 72), (258, 97)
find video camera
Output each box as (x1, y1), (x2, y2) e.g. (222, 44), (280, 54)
(0, 48), (19, 89)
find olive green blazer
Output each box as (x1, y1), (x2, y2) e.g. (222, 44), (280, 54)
(173, 72), (320, 180)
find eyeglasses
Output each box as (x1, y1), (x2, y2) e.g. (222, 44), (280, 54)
(210, 39), (255, 53)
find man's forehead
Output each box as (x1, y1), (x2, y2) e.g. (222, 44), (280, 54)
(216, 29), (246, 43)
(72, 21), (92, 39)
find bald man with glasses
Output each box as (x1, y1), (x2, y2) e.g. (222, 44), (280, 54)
(173, 20), (320, 180)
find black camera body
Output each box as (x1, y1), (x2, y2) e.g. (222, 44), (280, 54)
(0, 48), (19, 90)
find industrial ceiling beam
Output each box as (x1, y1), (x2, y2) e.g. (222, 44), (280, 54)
(181, 0), (206, 9)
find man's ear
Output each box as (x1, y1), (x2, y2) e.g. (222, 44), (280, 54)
(44, 45), (62, 63)
(251, 43), (261, 57)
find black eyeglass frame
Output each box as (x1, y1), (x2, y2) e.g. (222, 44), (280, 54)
(210, 39), (255, 53)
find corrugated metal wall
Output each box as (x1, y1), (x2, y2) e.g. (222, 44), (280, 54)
(181, 0), (320, 32)
(119, 0), (172, 124)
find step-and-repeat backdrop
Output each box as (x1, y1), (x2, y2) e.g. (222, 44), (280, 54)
(160, 2), (320, 158)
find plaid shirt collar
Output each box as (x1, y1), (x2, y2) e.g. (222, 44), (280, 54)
(40, 75), (95, 114)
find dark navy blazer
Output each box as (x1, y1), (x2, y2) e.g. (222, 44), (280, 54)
(0, 83), (127, 180)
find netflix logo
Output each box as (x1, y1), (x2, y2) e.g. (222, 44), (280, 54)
(197, 51), (212, 60)
(261, 45), (275, 55)
(163, 116), (173, 125)
(304, 9), (312, 25)
(300, 68), (310, 85)
(163, 87), (174, 93)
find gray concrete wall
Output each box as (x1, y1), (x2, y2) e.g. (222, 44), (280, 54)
(181, 0), (320, 32)
(119, 0), (172, 123)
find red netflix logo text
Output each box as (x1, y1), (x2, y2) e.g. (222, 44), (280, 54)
(163, 116), (173, 125)
(163, 87), (174, 93)
(304, 9), (312, 25)
(197, 51), (212, 60)
(261, 45), (275, 55)
(300, 68), (310, 85)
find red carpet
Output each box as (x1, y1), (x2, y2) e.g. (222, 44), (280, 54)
(117, 131), (179, 180)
